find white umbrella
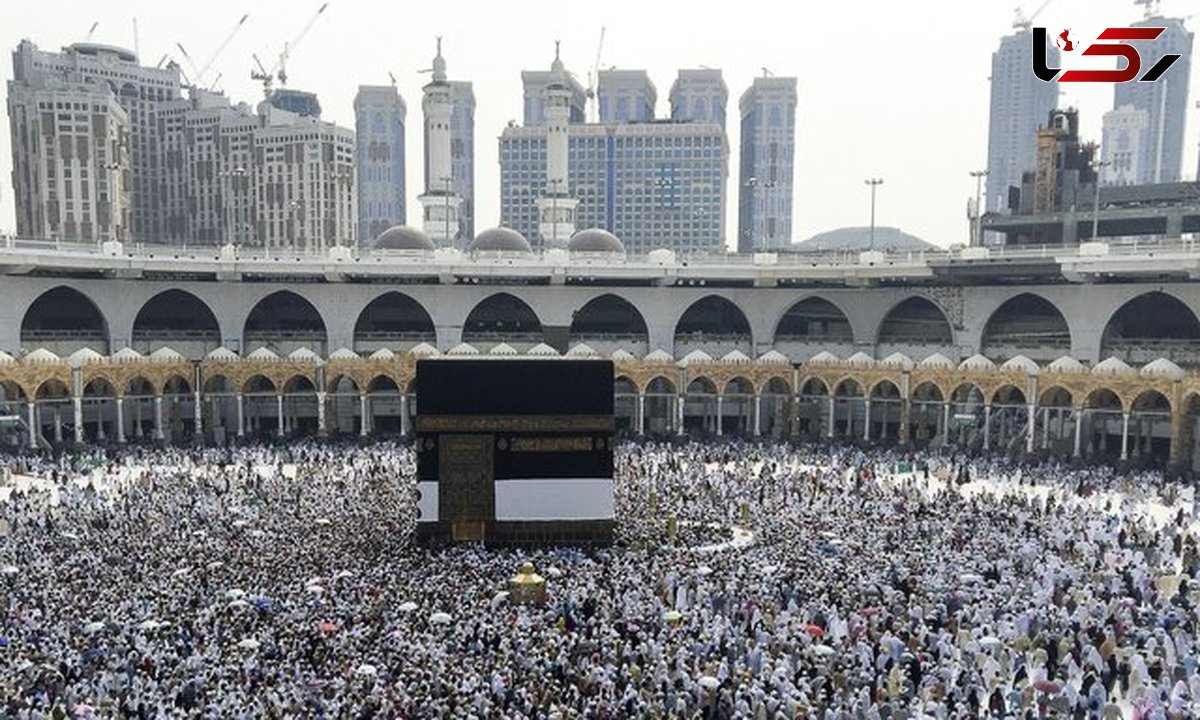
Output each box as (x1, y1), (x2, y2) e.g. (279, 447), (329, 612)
(249, 530), (266, 539)
(810, 645), (836, 657)
(334, 570), (353, 580)
(429, 612), (452, 625)
(0, 565), (18, 575)
(979, 636), (1003, 649)
(314, 518), (332, 526)
(192, 530), (207, 538)
(61, 532), (80, 541)
(205, 561), (224, 571)
(225, 589), (246, 600)
(231, 519), (250, 529)
(355, 663), (378, 676)
(760, 565), (778, 575)
(397, 601), (418, 613)
(698, 676), (720, 690)
(83, 621), (105, 635)
(237, 638), (260, 650)
(959, 573), (984, 584)
(491, 591), (510, 608)
(227, 599), (251, 611)
(306, 584), (325, 595)
(171, 567), (191, 578)
(697, 566), (713, 576)
(545, 566), (563, 578)
(138, 620), (160, 632)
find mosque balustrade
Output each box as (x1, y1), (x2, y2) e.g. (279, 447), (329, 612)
(0, 353), (1199, 469)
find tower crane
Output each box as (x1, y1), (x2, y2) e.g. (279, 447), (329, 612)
(84, 22), (99, 41)
(586, 27), (606, 123)
(251, 3), (329, 96)
(1013, 0), (1055, 31)
(194, 14), (249, 88)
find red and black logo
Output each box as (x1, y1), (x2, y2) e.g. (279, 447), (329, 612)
(1034, 27), (1181, 82)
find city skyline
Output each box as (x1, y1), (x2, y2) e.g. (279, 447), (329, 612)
(3, 0), (1200, 249)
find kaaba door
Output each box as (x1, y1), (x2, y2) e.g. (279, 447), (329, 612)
(438, 434), (495, 541)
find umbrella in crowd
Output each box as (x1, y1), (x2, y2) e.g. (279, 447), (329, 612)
(0, 437), (1194, 718)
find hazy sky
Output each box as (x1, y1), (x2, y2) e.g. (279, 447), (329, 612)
(3, 0), (1199, 247)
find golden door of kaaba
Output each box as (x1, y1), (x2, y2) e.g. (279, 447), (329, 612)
(439, 434), (495, 541)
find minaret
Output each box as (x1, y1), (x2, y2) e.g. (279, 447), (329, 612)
(537, 41), (578, 248)
(418, 38), (462, 247)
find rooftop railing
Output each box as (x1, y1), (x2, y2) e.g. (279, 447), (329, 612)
(1, 234), (1198, 269)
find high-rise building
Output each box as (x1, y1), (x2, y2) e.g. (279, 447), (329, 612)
(597, 69), (656, 124)
(449, 81), (475, 245)
(1100, 104), (1150, 187)
(521, 53), (586, 125)
(669, 69), (727, 129)
(1110, 15), (1193, 185)
(985, 29), (1059, 231)
(10, 40), (182, 243)
(737, 76), (796, 252)
(354, 84), (407, 245)
(500, 122), (727, 255)
(6, 74), (131, 243)
(254, 101), (356, 251)
(269, 88), (321, 118)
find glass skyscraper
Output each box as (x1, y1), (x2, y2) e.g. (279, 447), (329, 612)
(737, 76), (796, 252)
(354, 84), (406, 245)
(985, 29), (1059, 232)
(1110, 15), (1193, 185)
(499, 122), (727, 255)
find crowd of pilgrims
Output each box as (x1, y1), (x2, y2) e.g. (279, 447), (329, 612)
(0, 438), (1197, 719)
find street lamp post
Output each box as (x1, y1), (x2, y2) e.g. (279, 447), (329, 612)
(865, 178), (884, 251)
(969, 169), (988, 247)
(1092, 160), (1111, 242)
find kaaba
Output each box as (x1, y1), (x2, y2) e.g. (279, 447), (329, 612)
(414, 359), (614, 546)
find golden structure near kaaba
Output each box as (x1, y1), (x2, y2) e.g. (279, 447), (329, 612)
(508, 561), (547, 605)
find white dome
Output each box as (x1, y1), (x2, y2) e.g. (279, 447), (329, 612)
(113, 347), (145, 362)
(757, 350), (790, 365)
(206, 347), (239, 362)
(1000, 355), (1041, 375)
(721, 349), (752, 363)
(611, 348), (639, 362)
(489, 342), (519, 356)
(370, 348), (397, 360)
(1092, 357), (1134, 375)
(846, 351), (875, 366)
(328, 348), (359, 360)
(287, 347), (323, 364)
(68, 347), (105, 367)
(1140, 357), (1184, 379)
(408, 342), (440, 357)
(469, 227), (532, 253)
(247, 347), (280, 361)
(917, 352), (955, 369)
(679, 350), (713, 366)
(644, 349), (674, 363)
(566, 343), (599, 358)
(958, 354), (996, 371)
(807, 351), (840, 365)
(1047, 355), (1085, 373)
(149, 346), (186, 362)
(526, 343), (559, 357)
(447, 343), (479, 356)
(23, 348), (61, 364)
(879, 352), (914, 370)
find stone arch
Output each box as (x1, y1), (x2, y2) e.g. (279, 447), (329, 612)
(132, 289), (220, 358)
(876, 296), (954, 346)
(1101, 291), (1200, 365)
(462, 293), (544, 348)
(243, 291), (328, 356)
(353, 292), (436, 353)
(773, 296), (854, 344)
(21, 286), (111, 355)
(981, 293), (1072, 362)
(674, 295), (752, 355)
(569, 294), (650, 356)
(643, 376), (678, 436)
